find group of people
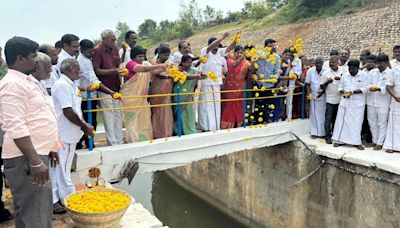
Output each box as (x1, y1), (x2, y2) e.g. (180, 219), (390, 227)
(306, 47), (400, 153)
(0, 28), (399, 228)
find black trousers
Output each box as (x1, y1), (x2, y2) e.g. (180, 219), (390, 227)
(325, 103), (339, 139)
(361, 108), (373, 143)
(78, 100), (98, 148)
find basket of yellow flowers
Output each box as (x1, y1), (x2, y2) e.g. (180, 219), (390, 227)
(64, 188), (131, 228)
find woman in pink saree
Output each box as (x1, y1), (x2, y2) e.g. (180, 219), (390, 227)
(121, 46), (167, 143)
(221, 46), (252, 129)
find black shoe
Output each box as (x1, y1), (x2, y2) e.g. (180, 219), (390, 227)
(0, 208), (12, 223)
(53, 202), (66, 214)
(325, 138), (332, 144)
(76, 144), (83, 150)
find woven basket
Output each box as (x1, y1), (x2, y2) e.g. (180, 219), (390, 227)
(64, 188), (131, 228)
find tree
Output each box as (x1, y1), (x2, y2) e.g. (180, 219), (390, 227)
(138, 19), (157, 38)
(159, 20), (175, 31)
(203, 5), (216, 25)
(249, 2), (272, 20)
(116, 22), (130, 46)
(241, 1), (253, 19)
(179, 0), (203, 29)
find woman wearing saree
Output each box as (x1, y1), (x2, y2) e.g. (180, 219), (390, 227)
(221, 46), (252, 129)
(149, 46), (174, 139)
(172, 55), (206, 135)
(121, 46), (167, 143)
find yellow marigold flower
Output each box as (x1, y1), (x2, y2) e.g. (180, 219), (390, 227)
(222, 75), (226, 79)
(149, 140), (153, 144)
(119, 67), (129, 76)
(273, 93), (278, 97)
(166, 66), (187, 84)
(289, 73), (297, 80)
(245, 119), (249, 123)
(259, 112), (263, 116)
(112, 92), (122, 99)
(261, 86), (266, 91)
(90, 82), (101, 90)
(199, 56), (208, 64)
(247, 105), (250, 109)
(252, 74), (258, 81)
(245, 113), (249, 117)
(269, 104), (275, 109)
(288, 39), (294, 44)
(229, 36), (235, 42)
(271, 61), (276, 66)
(253, 86), (258, 91)
(293, 53), (299, 58)
(269, 113), (273, 117)
(229, 53), (234, 58)
(290, 47), (295, 52)
(255, 92), (259, 97)
(307, 94), (312, 100)
(255, 108), (259, 111)
(250, 116), (254, 120)
(282, 63), (288, 67)
(121, 42), (129, 50)
(182, 88), (187, 93)
(260, 74), (265, 79)
(271, 89), (275, 93)
(370, 85), (379, 91)
(258, 117), (263, 123)
(66, 190), (130, 213)
(277, 69), (283, 75)
(254, 63), (259, 69)
(77, 90), (82, 97)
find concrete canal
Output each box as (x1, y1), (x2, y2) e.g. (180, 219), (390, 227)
(114, 172), (244, 228)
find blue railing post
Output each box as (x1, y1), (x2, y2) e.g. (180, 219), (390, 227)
(177, 86), (182, 137)
(243, 84), (247, 128)
(87, 92), (94, 151)
(301, 84), (305, 119)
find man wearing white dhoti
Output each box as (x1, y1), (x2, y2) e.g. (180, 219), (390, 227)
(51, 59), (94, 212)
(306, 58), (326, 138)
(332, 60), (368, 150)
(198, 32), (236, 131)
(383, 66), (400, 153)
(366, 54), (392, 151)
(286, 54), (302, 121)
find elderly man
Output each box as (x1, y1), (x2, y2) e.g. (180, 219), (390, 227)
(51, 59), (94, 213)
(172, 41), (191, 66)
(0, 36), (62, 228)
(77, 39), (117, 149)
(119, 30), (138, 66)
(332, 59), (368, 150)
(93, 29), (124, 145)
(38, 44), (59, 95)
(198, 32), (236, 131)
(339, 49), (350, 73)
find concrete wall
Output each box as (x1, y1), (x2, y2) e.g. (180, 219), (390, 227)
(167, 141), (400, 228)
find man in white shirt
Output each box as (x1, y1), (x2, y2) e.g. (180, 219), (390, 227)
(319, 55), (343, 144)
(77, 39), (117, 149)
(38, 44), (59, 95)
(56, 34), (80, 74)
(119, 30), (138, 67)
(366, 54), (392, 151)
(306, 58), (325, 138)
(51, 59), (94, 212)
(198, 32), (236, 131)
(322, 49), (339, 73)
(360, 52), (375, 146)
(383, 66), (400, 153)
(390, 45), (400, 69)
(332, 59), (368, 150)
(286, 53), (302, 121)
(172, 41), (190, 66)
(339, 49), (350, 73)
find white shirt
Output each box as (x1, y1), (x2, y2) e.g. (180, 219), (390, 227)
(320, 67), (344, 104)
(390, 59), (400, 69)
(366, 68), (392, 108)
(77, 53), (101, 98)
(43, 65), (59, 90)
(288, 57), (302, 87)
(172, 51), (184, 66)
(52, 74), (83, 143)
(322, 60), (330, 73)
(338, 71), (368, 108)
(119, 47), (131, 67)
(387, 68), (400, 111)
(56, 49), (75, 75)
(200, 47), (227, 86)
(305, 67), (324, 100)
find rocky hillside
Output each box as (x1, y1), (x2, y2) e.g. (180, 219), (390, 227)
(162, 0), (400, 59)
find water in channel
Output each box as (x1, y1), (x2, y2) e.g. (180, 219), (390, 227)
(114, 171), (244, 228)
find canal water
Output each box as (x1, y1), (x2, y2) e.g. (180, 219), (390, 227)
(114, 172), (244, 228)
